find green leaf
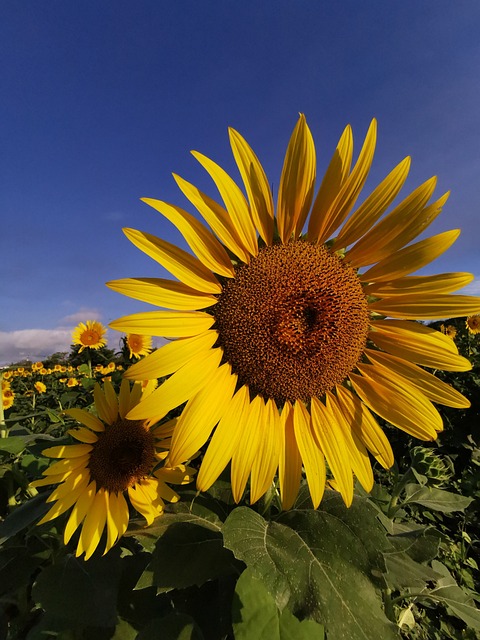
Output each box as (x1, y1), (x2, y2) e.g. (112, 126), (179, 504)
(0, 436), (28, 455)
(223, 503), (399, 640)
(383, 552), (441, 590)
(132, 513), (241, 591)
(136, 613), (204, 640)
(428, 561), (480, 629)
(232, 569), (324, 640)
(0, 492), (50, 544)
(403, 484), (473, 512)
(32, 551), (122, 627)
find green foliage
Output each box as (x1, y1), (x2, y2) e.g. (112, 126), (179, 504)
(0, 319), (479, 639)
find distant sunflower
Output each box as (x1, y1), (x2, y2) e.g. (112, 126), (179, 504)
(440, 324), (457, 340)
(466, 314), (480, 335)
(72, 320), (107, 353)
(126, 333), (153, 359)
(32, 380), (194, 560)
(108, 115), (479, 509)
(2, 388), (14, 410)
(34, 381), (47, 394)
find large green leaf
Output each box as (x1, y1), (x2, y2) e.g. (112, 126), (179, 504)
(32, 551), (122, 627)
(133, 513), (241, 592)
(223, 503), (399, 640)
(0, 492), (50, 544)
(232, 568), (324, 640)
(403, 484), (473, 512)
(428, 561), (480, 630)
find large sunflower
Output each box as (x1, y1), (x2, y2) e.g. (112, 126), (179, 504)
(32, 380), (194, 559)
(108, 115), (479, 510)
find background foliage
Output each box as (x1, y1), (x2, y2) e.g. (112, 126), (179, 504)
(0, 322), (479, 639)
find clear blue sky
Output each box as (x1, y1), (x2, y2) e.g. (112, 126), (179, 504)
(1, 1), (480, 363)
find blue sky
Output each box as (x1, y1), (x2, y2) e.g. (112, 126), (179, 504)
(1, 1), (480, 364)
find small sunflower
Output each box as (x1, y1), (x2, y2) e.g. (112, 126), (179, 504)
(440, 324), (457, 340)
(108, 115), (479, 509)
(34, 381), (47, 394)
(466, 314), (480, 335)
(72, 320), (107, 353)
(126, 333), (153, 359)
(2, 388), (14, 410)
(66, 377), (79, 387)
(32, 380), (194, 560)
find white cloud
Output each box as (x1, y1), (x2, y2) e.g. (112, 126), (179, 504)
(0, 328), (73, 365)
(59, 308), (103, 325)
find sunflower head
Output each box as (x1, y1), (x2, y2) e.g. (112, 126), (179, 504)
(72, 320), (107, 353)
(32, 379), (195, 560)
(108, 114), (479, 511)
(466, 314), (480, 335)
(2, 388), (14, 410)
(34, 381), (47, 394)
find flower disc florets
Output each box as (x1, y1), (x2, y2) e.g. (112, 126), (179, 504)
(212, 240), (369, 404)
(88, 418), (156, 492)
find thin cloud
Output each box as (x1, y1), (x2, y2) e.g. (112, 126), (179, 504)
(0, 329), (72, 366)
(59, 308), (103, 326)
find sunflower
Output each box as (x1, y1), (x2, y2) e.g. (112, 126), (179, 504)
(72, 320), (107, 353)
(32, 380), (194, 560)
(126, 333), (153, 359)
(34, 381), (47, 394)
(466, 314), (480, 335)
(440, 324), (457, 340)
(2, 388), (14, 410)
(108, 115), (479, 510)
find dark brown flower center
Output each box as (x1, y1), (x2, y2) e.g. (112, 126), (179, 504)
(212, 241), (369, 404)
(88, 419), (156, 492)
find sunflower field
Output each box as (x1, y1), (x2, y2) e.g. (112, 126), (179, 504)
(0, 318), (479, 639)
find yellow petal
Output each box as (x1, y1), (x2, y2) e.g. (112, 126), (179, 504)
(347, 177), (441, 266)
(325, 392), (374, 493)
(110, 310), (215, 338)
(335, 386), (394, 470)
(79, 488), (108, 560)
(231, 395), (264, 503)
(42, 444), (93, 459)
(141, 198), (234, 278)
(197, 385), (249, 491)
(64, 480), (96, 544)
(250, 399), (281, 504)
(229, 127), (274, 244)
(168, 363), (237, 465)
(118, 378), (131, 419)
(363, 272), (474, 297)
(350, 367), (442, 440)
(94, 383), (116, 425)
(335, 156), (411, 248)
(369, 320), (472, 371)
(307, 124), (353, 241)
(42, 456), (89, 476)
(292, 401), (326, 508)
(66, 427), (98, 444)
(192, 151), (258, 257)
(173, 173), (250, 263)
(126, 347), (223, 422)
(277, 114), (316, 242)
(123, 227), (221, 293)
(369, 294), (480, 320)
(106, 278), (218, 310)
(365, 349), (470, 409)
(38, 473), (90, 524)
(64, 408), (104, 432)
(113, 491), (130, 541)
(359, 229), (460, 281)
(310, 397), (354, 506)
(104, 491), (118, 554)
(104, 381), (119, 422)
(312, 119), (377, 244)
(278, 402), (302, 510)
(124, 330), (218, 380)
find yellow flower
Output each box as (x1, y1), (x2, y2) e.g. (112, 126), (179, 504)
(34, 381), (47, 394)
(32, 361), (44, 371)
(440, 324), (457, 340)
(54, 364), (62, 372)
(72, 320), (107, 353)
(466, 314), (480, 335)
(32, 381), (194, 560)
(2, 380), (11, 392)
(2, 388), (14, 410)
(2, 371), (12, 380)
(108, 115), (478, 510)
(126, 334), (153, 359)
(66, 377), (79, 387)
(40, 368), (48, 375)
